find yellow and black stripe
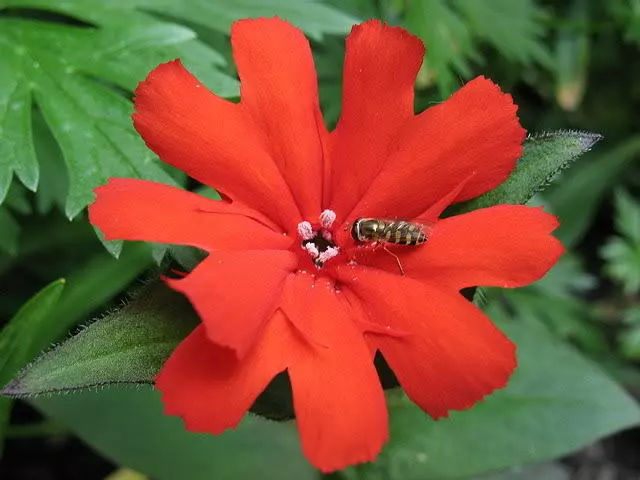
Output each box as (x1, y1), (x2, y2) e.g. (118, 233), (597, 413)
(351, 218), (427, 246)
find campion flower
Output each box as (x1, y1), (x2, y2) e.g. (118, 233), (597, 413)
(89, 18), (564, 472)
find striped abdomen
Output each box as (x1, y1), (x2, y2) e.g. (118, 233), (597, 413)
(351, 218), (427, 246)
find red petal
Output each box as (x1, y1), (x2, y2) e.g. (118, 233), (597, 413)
(328, 20), (425, 219)
(232, 18), (326, 219)
(281, 274), (388, 472)
(156, 318), (292, 434)
(166, 250), (296, 357)
(350, 77), (526, 220)
(133, 60), (300, 230)
(336, 268), (516, 418)
(89, 178), (292, 251)
(402, 205), (564, 289)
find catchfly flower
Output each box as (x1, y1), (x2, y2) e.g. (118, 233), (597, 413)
(89, 18), (563, 472)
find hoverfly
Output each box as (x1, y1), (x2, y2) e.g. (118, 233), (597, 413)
(350, 218), (431, 275)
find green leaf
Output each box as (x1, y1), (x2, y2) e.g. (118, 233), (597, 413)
(0, 279), (65, 456)
(620, 327), (640, 361)
(453, 0), (552, 66)
(601, 238), (640, 295)
(0, 1), (240, 215)
(451, 130), (602, 215)
(612, 189), (640, 243)
(2, 283), (197, 396)
(347, 318), (640, 479)
(601, 189), (640, 294)
(45, 242), (154, 343)
(406, 0), (477, 95)
(545, 136), (640, 247)
(0, 279), (66, 385)
(554, 0), (589, 111)
(31, 108), (68, 215)
(0, 398), (10, 460)
(32, 387), (315, 480)
(406, 0), (550, 95)
(0, 206), (20, 255)
(0, 59), (38, 203)
(139, 0), (359, 41)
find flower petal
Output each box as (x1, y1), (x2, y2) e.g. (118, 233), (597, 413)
(336, 268), (516, 418)
(133, 60), (300, 230)
(328, 20), (425, 219)
(350, 77), (526, 220)
(281, 274), (388, 472)
(166, 250), (296, 357)
(156, 319), (291, 434)
(232, 18), (326, 219)
(89, 178), (292, 251)
(401, 205), (564, 289)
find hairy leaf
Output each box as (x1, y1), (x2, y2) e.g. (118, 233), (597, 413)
(451, 130), (602, 215)
(1, 283), (197, 396)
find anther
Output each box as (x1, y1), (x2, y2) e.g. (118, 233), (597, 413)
(297, 221), (315, 240)
(319, 209), (337, 229)
(303, 242), (320, 257)
(317, 246), (339, 265)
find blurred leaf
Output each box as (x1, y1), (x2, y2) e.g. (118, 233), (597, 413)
(485, 255), (605, 354)
(623, 307), (640, 326)
(137, 0), (359, 41)
(406, 0), (476, 94)
(0, 207), (20, 255)
(0, 279), (65, 456)
(4, 182), (32, 215)
(545, 136), (640, 247)
(0, 399), (10, 460)
(608, 0), (640, 44)
(104, 468), (149, 480)
(620, 326), (640, 360)
(0, 279), (66, 385)
(2, 283), (197, 397)
(612, 188), (640, 243)
(601, 240), (640, 295)
(346, 317), (640, 480)
(601, 189), (640, 294)
(406, 0), (550, 95)
(451, 130), (602, 215)
(32, 387), (315, 480)
(555, 0), (589, 111)
(453, 0), (551, 66)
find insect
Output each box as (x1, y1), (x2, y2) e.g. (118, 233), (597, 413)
(350, 218), (430, 275)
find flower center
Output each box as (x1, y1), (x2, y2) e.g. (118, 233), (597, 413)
(297, 210), (340, 268)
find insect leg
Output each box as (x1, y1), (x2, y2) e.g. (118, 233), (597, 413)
(382, 245), (405, 276)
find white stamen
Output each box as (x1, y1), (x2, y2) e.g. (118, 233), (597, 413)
(317, 246), (339, 264)
(319, 209), (337, 229)
(303, 242), (320, 257)
(297, 221), (315, 240)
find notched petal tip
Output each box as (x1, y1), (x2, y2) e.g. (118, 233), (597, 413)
(231, 15), (294, 32)
(348, 19), (425, 57)
(427, 338), (518, 420)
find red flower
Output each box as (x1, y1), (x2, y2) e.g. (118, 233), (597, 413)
(89, 18), (563, 472)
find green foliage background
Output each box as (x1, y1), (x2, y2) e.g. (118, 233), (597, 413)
(0, 0), (640, 478)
